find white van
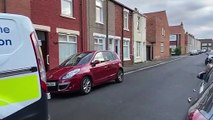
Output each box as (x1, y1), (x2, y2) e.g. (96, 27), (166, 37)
(0, 13), (48, 120)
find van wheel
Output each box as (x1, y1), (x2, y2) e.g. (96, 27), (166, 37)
(81, 77), (92, 95)
(115, 70), (124, 83)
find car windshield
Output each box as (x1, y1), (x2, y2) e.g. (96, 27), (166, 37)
(60, 52), (94, 67)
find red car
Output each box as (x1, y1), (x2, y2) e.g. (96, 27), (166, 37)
(46, 51), (123, 94)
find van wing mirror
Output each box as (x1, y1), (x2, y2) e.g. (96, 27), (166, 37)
(197, 71), (206, 80)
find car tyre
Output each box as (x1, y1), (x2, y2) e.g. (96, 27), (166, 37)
(80, 77), (92, 95)
(115, 69), (124, 83)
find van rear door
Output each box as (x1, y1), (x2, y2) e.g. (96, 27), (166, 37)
(0, 14), (48, 120)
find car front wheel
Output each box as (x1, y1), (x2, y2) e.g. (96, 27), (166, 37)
(115, 69), (124, 83)
(81, 77), (92, 95)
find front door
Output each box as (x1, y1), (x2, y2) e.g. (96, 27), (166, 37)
(115, 39), (120, 57)
(146, 46), (151, 61)
(36, 30), (49, 70)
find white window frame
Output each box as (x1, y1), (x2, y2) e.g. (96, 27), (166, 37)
(136, 41), (142, 58)
(96, 0), (104, 24)
(123, 39), (130, 60)
(94, 37), (105, 50)
(58, 33), (77, 64)
(123, 9), (129, 31)
(61, 0), (74, 18)
(108, 38), (115, 51)
(160, 42), (164, 53)
(162, 28), (165, 36)
(137, 16), (140, 31)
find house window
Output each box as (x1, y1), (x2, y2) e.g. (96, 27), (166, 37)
(123, 40), (130, 60)
(136, 41), (142, 57)
(137, 16), (140, 31)
(123, 9), (129, 30)
(202, 43), (207, 46)
(160, 42), (164, 53)
(58, 34), (77, 64)
(162, 28), (165, 36)
(94, 37), (105, 50)
(61, 0), (73, 17)
(96, 0), (103, 23)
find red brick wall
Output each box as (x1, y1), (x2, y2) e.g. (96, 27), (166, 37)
(115, 4), (133, 66)
(115, 5), (122, 38)
(170, 25), (186, 54)
(145, 11), (170, 60)
(0, 0), (4, 12)
(146, 17), (156, 43)
(31, 0), (87, 69)
(155, 16), (170, 59)
(1, 0), (31, 17)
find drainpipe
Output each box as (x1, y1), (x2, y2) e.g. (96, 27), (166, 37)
(121, 8), (124, 66)
(80, 0), (85, 52)
(106, 0), (109, 50)
(3, 0), (7, 13)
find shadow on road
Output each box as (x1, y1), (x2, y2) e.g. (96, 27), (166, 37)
(49, 81), (117, 99)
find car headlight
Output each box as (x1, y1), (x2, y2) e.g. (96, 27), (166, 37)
(62, 69), (80, 80)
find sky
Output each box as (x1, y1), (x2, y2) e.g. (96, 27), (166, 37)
(117, 0), (213, 39)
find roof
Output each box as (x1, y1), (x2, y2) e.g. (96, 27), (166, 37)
(144, 10), (166, 16)
(170, 25), (185, 34)
(112, 0), (134, 11)
(197, 39), (213, 41)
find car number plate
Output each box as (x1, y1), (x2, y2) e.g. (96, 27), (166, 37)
(47, 82), (56, 86)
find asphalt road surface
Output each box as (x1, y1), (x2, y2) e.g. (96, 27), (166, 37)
(48, 54), (207, 120)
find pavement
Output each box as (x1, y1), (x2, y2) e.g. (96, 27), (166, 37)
(123, 55), (188, 73)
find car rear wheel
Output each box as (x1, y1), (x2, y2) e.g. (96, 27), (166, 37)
(115, 69), (124, 83)
(81, 77), (92, 95)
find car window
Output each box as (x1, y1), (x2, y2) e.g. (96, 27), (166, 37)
(204, 68), (213, 83)
(93, 52), (105, 62)
(103, 51), (115, 61)
(60, 52), (94, 66)
(199, 86), (213, 119)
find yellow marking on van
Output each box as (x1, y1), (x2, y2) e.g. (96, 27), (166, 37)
(0, 75), (40, 106)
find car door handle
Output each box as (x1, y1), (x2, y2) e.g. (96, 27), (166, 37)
(104, 66), (108, 69)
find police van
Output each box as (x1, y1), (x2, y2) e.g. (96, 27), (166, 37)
(0, 13), (48, 120)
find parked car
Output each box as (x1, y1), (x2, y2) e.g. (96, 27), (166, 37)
(190, 50), (199, 56)
(205, 51), (213, 65)
(187, 83), (213, 120)
(46, 51), (124, 95)
(201, 49), (207, 53)
(195, 63), (213, 94)
(187, 63), (213, 120)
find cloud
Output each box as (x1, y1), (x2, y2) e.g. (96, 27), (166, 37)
(117, 0), (213, 38)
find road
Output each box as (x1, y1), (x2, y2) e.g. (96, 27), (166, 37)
(48, 54), (206, 120)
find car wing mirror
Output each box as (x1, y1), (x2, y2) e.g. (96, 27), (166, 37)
(91, 60), (100, 66)
(197, 71), (206, 80)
